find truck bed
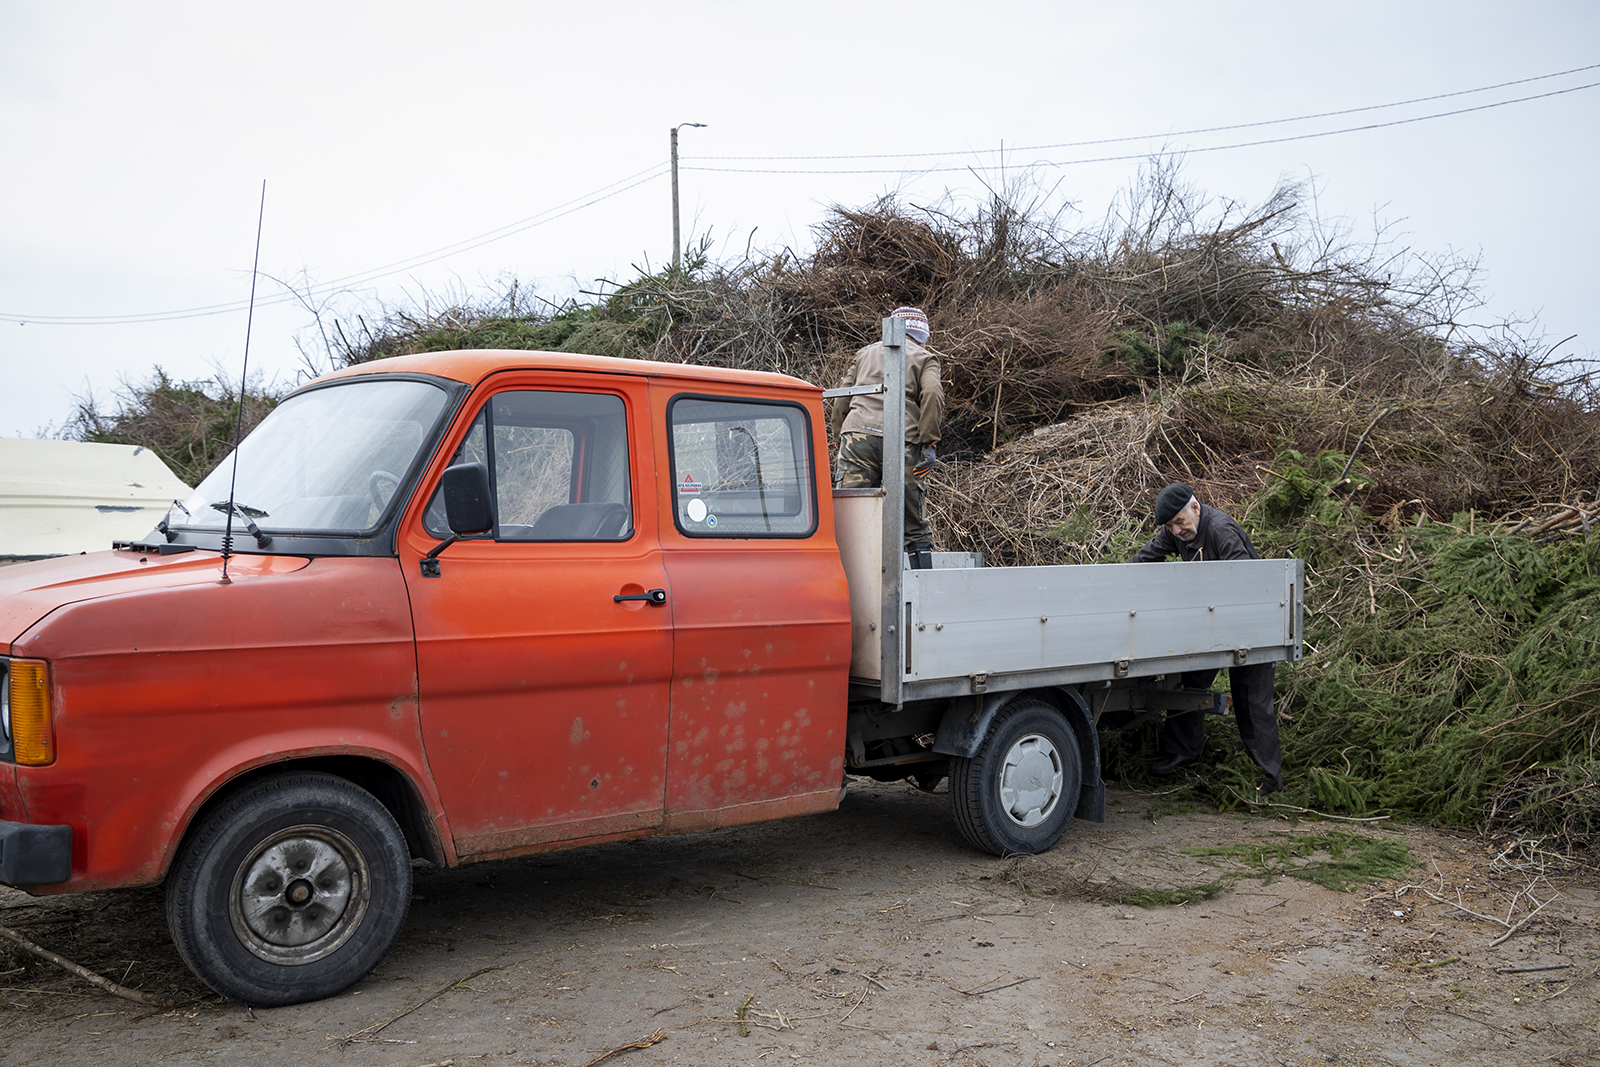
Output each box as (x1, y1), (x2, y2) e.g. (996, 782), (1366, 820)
(835, 490), (1303, 702)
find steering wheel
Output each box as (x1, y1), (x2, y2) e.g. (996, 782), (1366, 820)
(368, 470), (402, 511)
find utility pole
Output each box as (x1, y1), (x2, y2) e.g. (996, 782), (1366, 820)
(671, 122), (706, 272)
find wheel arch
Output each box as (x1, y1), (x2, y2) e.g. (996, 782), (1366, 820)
(174, 756), (447, 872)
(934, 687), (1104, 824)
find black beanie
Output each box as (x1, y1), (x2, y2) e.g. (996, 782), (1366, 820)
(1153, 483), (1194, 525)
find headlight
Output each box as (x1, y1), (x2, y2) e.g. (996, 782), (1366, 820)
(0, 659), (10, 745)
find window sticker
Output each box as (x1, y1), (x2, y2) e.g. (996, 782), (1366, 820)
(686, 498), (708, 522)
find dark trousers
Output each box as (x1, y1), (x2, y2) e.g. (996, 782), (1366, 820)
(836, 432), (931, 546)
(1163, 663), (1282, 791)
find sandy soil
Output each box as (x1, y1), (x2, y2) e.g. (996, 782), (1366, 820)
(2, 780), (1596, 1066)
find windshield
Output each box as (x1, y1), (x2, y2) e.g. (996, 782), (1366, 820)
(174, 378), (450, 536)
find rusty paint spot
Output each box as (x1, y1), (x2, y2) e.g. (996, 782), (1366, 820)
(570, 718), (585, 744)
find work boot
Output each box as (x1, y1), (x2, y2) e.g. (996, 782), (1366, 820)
(908, 540), (934, 570)
(1256, 777), (1282, 797)
(1150, 753), (1196, 776)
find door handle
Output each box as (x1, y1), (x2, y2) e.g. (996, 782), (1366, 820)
(614, 588), (668, 605)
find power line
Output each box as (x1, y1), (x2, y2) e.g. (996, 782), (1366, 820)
(9, 67), (1595, 325)
(0, 164), (670, 326)
(690, 61), (1600, 162)
(291, 164), (669, 296)
(684, 80), (1600, 175)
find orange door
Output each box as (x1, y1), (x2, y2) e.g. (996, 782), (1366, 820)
(652, 386), (852, 833)
(400, 376), (672, 860)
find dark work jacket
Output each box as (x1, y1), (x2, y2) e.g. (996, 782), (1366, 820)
(1129, 503), (1260, 563)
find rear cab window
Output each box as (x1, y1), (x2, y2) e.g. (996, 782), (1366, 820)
(667, 395), (816, 538)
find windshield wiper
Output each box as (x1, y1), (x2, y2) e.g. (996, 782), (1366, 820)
(210, 501), (273, 548)
(157, 499), (190, 543)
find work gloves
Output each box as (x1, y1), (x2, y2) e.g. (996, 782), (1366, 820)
(912, 443), (937, 479)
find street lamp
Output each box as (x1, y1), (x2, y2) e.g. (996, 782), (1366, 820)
(671, 122), (706, 272)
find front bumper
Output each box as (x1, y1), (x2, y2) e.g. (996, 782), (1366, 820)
(0, 820), (72, 885)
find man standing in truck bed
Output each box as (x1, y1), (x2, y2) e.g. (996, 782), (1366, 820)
(830, 306), (944, 553)
(1130, 483), (1284, 796)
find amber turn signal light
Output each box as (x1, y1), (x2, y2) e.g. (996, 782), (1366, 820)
(9, 660), (54, 766)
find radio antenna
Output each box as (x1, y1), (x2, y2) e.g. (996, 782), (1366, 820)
(219, 180), (267, 585)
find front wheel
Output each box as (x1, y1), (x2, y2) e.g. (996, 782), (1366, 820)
(950, 698), (1082, 856)
(165, 773), (412, 1006)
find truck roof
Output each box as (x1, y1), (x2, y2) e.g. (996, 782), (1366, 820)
(315, 349), (822, 393)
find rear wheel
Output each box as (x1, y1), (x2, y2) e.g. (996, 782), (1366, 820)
(165, 772), (412, 1006)
(950, 698), (1082, 856)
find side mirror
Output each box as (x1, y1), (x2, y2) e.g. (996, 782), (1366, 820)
(421, 463), (492, 577)
(441, 462), (493, 535)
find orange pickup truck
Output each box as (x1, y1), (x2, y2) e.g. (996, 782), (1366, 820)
(0, 342), (1301, 1005)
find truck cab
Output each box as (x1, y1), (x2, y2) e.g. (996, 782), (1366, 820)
(1, 351), (852, 1004)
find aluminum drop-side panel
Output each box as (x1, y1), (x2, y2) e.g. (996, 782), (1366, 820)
(904, 560), (1295, 682)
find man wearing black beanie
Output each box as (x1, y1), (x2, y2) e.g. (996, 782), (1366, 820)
(1128, 483), (1284, 795)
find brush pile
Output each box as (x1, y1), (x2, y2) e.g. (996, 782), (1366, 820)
(115, 163), (1600, 846)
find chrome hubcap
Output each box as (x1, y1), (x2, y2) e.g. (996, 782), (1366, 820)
(998, 733), (1063, 828)
(230, 826), (369, 965)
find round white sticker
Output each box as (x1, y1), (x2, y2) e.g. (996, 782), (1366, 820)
(686, 498), (708, 522)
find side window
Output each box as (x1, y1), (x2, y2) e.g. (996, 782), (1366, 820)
(424, 391), (633, 542)
(669, 395), (816, 538)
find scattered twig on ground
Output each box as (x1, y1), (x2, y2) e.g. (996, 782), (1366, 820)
(1491, 896), (1559, 947)
(581, 1027), (668, 1067)
(1400, 1003), (1515, 1037)
(1232, 788), (1393, 822)
(0, 923), (176, 1009)
(838, 987), (868, 1024)
(336, 964), (506, 1046)
(955, 975), (1039, 996)
(1419, 889), (1509, 926)
(1496, 963), (1572, 975)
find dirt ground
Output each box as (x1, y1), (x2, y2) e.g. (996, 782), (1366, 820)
(1, 780), (1596, 1067)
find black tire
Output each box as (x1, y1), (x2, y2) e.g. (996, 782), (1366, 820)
(165, 772), (412, 1006)
(949, 698), (1082, 856)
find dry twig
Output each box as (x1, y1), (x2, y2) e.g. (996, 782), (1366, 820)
(582, 1027), (668, 1067)
(0, 923), (175, 1009)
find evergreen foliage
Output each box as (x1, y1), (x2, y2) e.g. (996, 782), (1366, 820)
(1100, 454), (1600, 844)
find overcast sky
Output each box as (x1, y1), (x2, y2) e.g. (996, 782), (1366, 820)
(3, 1), (1596, 446)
